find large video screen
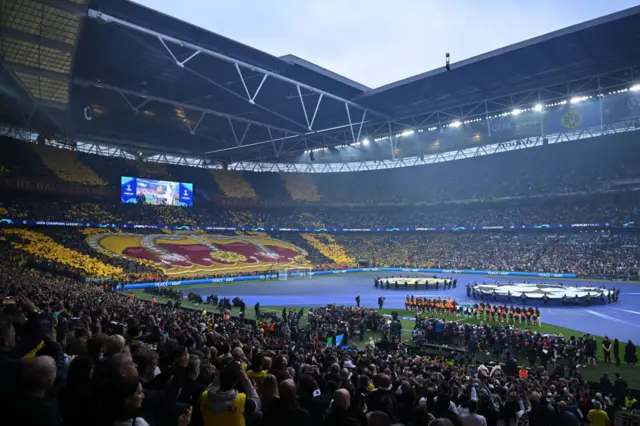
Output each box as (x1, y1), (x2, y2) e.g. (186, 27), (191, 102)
(121, 177), (193, 207)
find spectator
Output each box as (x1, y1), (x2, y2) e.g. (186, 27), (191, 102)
(586, 401), (609, 426)
(14, 355), (60, 426)
(200, 361), (259, 426)
(461, 399), (487, 426)
(263, 378), (309, 426)
(366, 374), (396, 413)
(324, 388), (359, 426)
(553, 401), (579, 426)
(259, 373), (279, 413)
(58, 355), (96, 426)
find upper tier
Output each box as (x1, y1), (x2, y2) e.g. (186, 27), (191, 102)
(2, 132), (640, 205)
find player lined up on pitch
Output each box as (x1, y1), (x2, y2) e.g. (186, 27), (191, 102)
(404, 295), (542, 325)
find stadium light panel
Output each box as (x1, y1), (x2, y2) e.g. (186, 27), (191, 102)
(450, 121), (462, 128)
(361, 139), (370, 146)
(631, 84), (640, 92)
(570, 96), (588, 104)
(511, 109), (522, 116)
(400, 130), (415, 137)
(533, 104), (543, 112)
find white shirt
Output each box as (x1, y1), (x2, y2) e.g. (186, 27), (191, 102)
(462, 413), (487, 426)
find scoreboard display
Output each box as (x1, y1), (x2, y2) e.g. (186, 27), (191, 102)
(121, 177), (193, 207)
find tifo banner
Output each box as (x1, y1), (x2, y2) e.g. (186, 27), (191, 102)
(0, 218), (615, 232)
(123, 268), (577, 289)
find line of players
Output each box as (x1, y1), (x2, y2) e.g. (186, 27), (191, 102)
(404, 295), (542, 326)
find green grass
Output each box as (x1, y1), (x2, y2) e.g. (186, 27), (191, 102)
(127, 289), (638, 387)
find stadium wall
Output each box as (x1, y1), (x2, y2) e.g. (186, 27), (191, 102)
(122, 267), (577, 290)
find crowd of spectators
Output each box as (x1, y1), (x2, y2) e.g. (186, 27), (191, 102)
(2, 222), (639, 282)
(3, 132), (640, 206)
(2, 195), (640, 230)
(1, 239), (639, 426)
(410, 316), (638, 370)
(211, 170), (258, 199)
(136, 161), (170, 179)
(5, 122), (640, 426)
(300, 233), (356, 265)
(282, 173), (322, 202)
(310, 134), (640, 204)
(30, 145), (91, 184)
(2, 228), (123, 278)
(32, 144), (107, 186)
(307, 305), (385, 346)
(337, 233), (640, 278)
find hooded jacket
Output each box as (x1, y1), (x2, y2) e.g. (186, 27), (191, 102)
(200, 384), (259, 426)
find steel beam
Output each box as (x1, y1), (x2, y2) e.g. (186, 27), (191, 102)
(222, 121), (640, 173)
(73, 78), (302, 136)
(87, 9), (393, 121)
(93, 12), (418, 143)
(0, 28), (74, 52)
(204, 112), (361, 155)
(385, 66), (640, 128)
(2, 62), (69, 82)
(31, 0), (87, 16)
(0, 66), (70, 134)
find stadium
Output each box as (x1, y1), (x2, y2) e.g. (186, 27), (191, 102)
(1, 0), (640, 424)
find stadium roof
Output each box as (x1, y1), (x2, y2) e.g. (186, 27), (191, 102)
(1, 0), (640, 165)
(357, 6), (640, 118)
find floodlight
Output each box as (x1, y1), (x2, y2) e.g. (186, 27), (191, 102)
(511, 109), (522, 116)
(533, 104), (543, 112)
(361, 138), (370, 146)
(400, 130), (415, 137)
(450, 121), (461, 128)
(630, 84), (640, 92)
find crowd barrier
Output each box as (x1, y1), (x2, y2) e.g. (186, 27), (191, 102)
(0, 218), (624, 232)
(123, 267), (577, 290)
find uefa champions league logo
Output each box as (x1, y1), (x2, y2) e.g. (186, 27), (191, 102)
(474, 283), (605, 299)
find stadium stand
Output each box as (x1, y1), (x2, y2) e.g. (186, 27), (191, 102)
(3, 2), (640, 426)
(136, 160), (170, 179)
(335, 233), (640, 278)
(210, 170), (257, 199)
(244, 171), (290, 201)
(79, 154), (138, 187)
(300, 233), (355, 265)
(3, 192), (639, 230)
(3, 228), (123, 277)
(31, 144), (107, 186)
(0, 137), (55, 179)
(281, 173), (322, 202)
(67, 203), (120, 223)
(310, 134), (640, 204)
